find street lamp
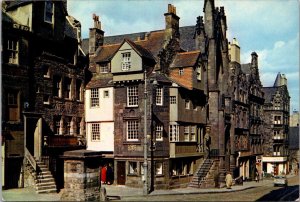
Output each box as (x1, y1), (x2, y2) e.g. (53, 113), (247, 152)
(143, 70), (148, 195)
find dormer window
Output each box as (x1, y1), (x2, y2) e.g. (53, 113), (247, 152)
(179, 68), (184, 75)
(121, 52), (131, 71)
(197, 66), (202, 81)
(44, 1), (54, 23)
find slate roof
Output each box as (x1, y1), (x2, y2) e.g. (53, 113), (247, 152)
(289, 127), (299, 150)
(124, 39), (155, 61)
(81, 25), (196, 55)
(170, 51), (200, 68)
(86, 78), (113, 89)
(91, 44), (120, 63)
(262, 87), (277, 104)
(241, 63), (251, 74)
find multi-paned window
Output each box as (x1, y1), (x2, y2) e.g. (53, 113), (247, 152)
(127, 121), (139, 141)
(7, 39), (19, 64)
(191, 126), (196, 141)
(155, 162), (163, 175)
(179, 68), (184, 75)
(53, 75), (62, 97)
(90, 88), (99, 107)
(76, 80), (82, 101)
(156, 87), (163, 105)
(155, 124), (163, 141)
(54, 116), (61, 135)
(170, 96), (176, 104)
(66, 117), (71, 135)
(44, 1), (54, 23)
(103, 90), (109, 98)
(91, 123), (100, 141)
(169, 125), (179, 142)
(64, 77), (72, 99)
(121, 52), (131, 71)
(184, 126), (189, 141)
(197, 65), (202, 81)
(100, 64), (109, 73)
(127, 86), (138, 107)
(274, 116), (281, 124)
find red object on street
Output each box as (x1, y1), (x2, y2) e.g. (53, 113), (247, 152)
(101, 166), (107, 184)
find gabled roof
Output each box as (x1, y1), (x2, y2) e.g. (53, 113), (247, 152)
(170, 51), (200, 68)
(123, 38), (155, 61)
(262, 87), (277, 104)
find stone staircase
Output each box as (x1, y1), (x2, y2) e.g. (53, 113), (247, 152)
(24, 148), (57, 194)
(189, 158), (214, 188)
(35, 159), (57, 194)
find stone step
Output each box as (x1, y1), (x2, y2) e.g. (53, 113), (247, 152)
(36, 178), (55, 184)
(36, 188), (57, 194)
(36, 181), (56, 187)
(36, 184), (56, 191)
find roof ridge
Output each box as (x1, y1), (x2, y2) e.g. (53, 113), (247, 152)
(178, 50), (200, 55)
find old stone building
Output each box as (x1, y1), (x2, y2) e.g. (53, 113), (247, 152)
(262, 73), (290, 175)
(2, 1), (86, 192)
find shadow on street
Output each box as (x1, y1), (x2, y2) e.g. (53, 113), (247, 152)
(256, 185), (299, 201)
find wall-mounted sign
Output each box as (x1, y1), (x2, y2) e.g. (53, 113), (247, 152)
(13, 23), (29, 31)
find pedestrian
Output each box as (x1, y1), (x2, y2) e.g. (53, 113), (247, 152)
(101, 164), (107, 184)
(106, 163), (114, 185)
(225, 172), (233, 189)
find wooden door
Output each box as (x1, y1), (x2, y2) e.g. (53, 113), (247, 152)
(117, 161), (126, 185)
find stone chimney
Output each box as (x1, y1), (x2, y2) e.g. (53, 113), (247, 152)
(89, 14), (104, 55)
(229, 38), (240, 63)
(164, 4), (180, 44)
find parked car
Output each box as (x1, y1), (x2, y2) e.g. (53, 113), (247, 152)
(273, 175), (288, 187)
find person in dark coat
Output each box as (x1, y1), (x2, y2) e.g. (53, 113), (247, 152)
(106, 164), (114, 185)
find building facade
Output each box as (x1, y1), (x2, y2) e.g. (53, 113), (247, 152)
(2, 0), (86, 191)
(262, 73), (290, 175)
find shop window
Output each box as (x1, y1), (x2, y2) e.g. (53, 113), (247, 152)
(129, 162), (137, 174)
(155, 162), (163, 175)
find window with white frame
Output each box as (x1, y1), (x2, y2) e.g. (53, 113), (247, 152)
(155, 162), (163, 175)
(90, 88), (99, 107)
(155, 124), (163, 141)
(121, 52), (131, 71)
(184, 126), (189, 141)
(185, 100), (190, 109)
(170, 96), (176, 104)
(103, 90), (109, 98)
(129, 162), (137, 174)
(6, 39), (19, 64)
(100, 64), (109, 73)
(44, 1), (54, 23)
(127, 86), (138, 107)
(191, 126), (196, 141)
(156, 87), (163, 105)
(127, 121), (139, 141)
(179, 68), (184, 75)
(91, 123), (100, 141)
(169, 125), (179, 142)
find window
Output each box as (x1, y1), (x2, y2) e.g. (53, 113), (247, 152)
(91, 123), (100, 141)
(64, 78), (72, 99)
(191, 126), (196, 141)
(197, 65), (202, 81)
(6, 39), (19, 64)
(91, 88), (99, 107)
(170, 96), (176, 104)
(121, 52), (131, 71)
(185, 100), (190, 109)
(156, 87), (163, 105)
(53, 76), (61, 97)
(7, 91), (19, 121)
(179, 68), (184, 75)
(155, 124), (163, 141)
(129, 162), (137, 174)
(66, 117), (71, 135)
(44, 1), (54, 23)
(155, 162), (163, 175)
(76, 117), (81, 135)
(54, 116), (61, 135)
(100, 64), (109, 73)
(127, 86), (138, 107)
(43, 95), (50, 105)
(274, 116), (281, 124)
(103, 90), (109, 98)
(76, 80), (82, 101)
(184, 126), (189, 141)
(127, 121), (139, 141)
(169, 125), (179, 142)
(43, 66), (50, 78)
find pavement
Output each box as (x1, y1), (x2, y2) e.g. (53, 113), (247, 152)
(2, 174), (295, 201)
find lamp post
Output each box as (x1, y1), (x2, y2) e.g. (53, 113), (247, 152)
(143, 70), (148, 195)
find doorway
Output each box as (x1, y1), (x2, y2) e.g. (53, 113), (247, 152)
(117, 161), (125, 185)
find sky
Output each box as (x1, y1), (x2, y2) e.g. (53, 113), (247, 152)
(68, 0), (299, 113)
